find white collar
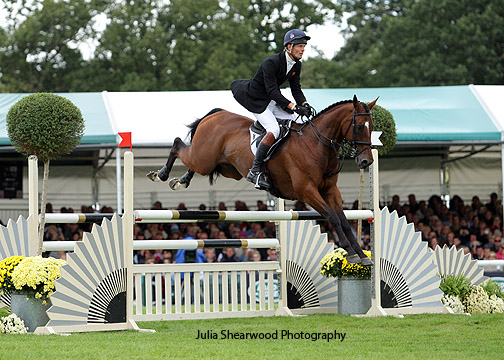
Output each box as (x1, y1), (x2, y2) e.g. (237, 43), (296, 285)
(285, 51), (297, 74)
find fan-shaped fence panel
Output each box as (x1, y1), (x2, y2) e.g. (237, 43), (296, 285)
(285, 220), (337, 311)
(379, 208), (444, 308)
(0, 216), (33, 308)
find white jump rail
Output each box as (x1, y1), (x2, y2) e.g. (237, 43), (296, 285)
(42, 238), (280, 252)
(43, 210), (374, 223)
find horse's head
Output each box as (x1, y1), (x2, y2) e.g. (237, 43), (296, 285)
(348, 95), (377, 169)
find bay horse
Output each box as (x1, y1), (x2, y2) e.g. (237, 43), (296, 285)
(148, 95), (377, 265)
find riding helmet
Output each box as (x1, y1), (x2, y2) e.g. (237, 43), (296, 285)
(283, 29), (311, 47)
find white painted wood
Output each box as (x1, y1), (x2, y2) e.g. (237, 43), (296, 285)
(145, 273), (153, 315)
(222, 271), (229, 312)
(259, 270), (266, 311)
(212, 271), (219, 312)
(267, 270), (274, 310)
(174, 273), (182, 314)
(231, 271), (238, 312)
(135, 275), (142, 315)
(165, 273), (172, 314)
(155, 273), (162, 314)
(203, 272), (210, 313)
(194, 275), (200, 313)
(249, 270), (256, 311)
(132, 310), (275, 322)
(184, 274), (191, 314)
(240, 270), (247, 311)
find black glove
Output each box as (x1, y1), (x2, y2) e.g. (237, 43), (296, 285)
(294, 105), (311, 117)
(302, 103), (313, 117)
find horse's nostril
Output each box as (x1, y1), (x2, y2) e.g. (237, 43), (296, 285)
(360, 160), (368, 168)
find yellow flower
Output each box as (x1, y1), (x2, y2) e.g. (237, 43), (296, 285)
(10, 256), (66, 299)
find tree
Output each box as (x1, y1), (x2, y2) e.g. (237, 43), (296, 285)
(84, 0), (340, 91)
(0, 0), (106, 92)
(376, 0), (504, 85)
(328, 0), (504, 87)
(7, 94), (85, 255)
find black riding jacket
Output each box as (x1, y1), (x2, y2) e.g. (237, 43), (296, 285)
(231, 51), (307, 114)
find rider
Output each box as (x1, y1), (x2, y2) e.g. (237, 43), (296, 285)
(231, 29), (312, 190)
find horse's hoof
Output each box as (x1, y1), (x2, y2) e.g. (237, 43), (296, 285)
(146, 170), (161, 182)
(158, 166), (169, 182)
(346, 254), (361, 264)
(360, 257), (374, 267)
(169, 178), (181, 190)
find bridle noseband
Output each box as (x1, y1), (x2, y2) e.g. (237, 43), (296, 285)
(295, 104), (373, 174)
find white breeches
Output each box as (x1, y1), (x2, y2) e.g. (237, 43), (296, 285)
(252, 100), (297, 139)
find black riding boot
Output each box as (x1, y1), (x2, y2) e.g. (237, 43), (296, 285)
(247, 142), (271, 189)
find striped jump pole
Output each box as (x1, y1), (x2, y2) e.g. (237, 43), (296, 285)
(44, 210), (374, 223)
(42, 238), (280, 252)
(134, 209), (373, 222)
(44, 213), (117, 223)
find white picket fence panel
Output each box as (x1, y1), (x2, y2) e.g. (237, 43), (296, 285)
(132, 261), (279, 321)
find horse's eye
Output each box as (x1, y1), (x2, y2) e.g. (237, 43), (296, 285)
(356, 124), (364, 132)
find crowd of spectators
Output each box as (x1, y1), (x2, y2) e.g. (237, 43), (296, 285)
(37, 192), (504, 264)
(386, 193), (503, 261)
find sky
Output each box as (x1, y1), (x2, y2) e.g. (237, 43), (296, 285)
(304, 22), (346, 59)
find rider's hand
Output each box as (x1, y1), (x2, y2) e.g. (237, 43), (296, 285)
(294, 105), (311, 117)
(302, 103), (313, 117)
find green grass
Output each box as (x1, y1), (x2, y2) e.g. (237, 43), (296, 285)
(0, 310), (503, 359)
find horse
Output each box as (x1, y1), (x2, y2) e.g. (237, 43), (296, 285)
(148, 95), (378, 265)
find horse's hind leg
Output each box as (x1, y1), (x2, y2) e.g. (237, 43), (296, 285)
(337, 211), (373, 266)
(147, 137), (187, 182)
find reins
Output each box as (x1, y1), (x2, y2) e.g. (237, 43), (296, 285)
(293, 103), (373, 175)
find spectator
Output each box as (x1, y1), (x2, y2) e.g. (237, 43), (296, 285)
(266, 248), (277, 261)
(218, 248), (239, 262)
(152, 201), (164, 210)
(204, 248), (217, 263)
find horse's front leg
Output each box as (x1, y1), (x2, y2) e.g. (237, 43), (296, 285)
(324, 186), (373, 266)
(147, 137), (187, 182)
(295, 184), (361, 263)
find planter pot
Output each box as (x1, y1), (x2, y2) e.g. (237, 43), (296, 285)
(338, 277), (371, 315)
(10, 294), (51, 332)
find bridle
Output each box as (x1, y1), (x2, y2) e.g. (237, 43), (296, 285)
(295, 104), (373, 174)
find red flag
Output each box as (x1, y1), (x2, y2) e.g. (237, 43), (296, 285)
(118, 132), (132, 152)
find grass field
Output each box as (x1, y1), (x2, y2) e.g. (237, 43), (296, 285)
(1, 307), (503, 360)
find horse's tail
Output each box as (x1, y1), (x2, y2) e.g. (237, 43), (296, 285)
(186, 108), (224, 142)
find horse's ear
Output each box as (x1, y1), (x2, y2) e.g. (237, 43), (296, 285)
(368, 97), (379, 110)
(353, 94), (358, 109)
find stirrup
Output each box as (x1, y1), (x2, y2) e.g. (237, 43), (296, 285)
(247, 170), (270, 190)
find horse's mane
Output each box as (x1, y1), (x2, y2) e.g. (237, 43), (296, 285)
(187, 108), (224, 141)
(313, 100), (370, 120)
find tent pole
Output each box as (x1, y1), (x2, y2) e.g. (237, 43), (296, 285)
(501, 132), (504, 224)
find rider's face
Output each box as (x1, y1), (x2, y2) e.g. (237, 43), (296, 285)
(289, 43), (306, 59)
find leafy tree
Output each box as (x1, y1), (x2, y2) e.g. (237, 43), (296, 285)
(328, 0), (504, 87)
(0, 0), (104, 92)
(7, 94), (84, 254)
(85, 0), (340, 91)
(376, 0), (504, 85)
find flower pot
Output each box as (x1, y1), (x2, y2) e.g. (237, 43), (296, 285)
(10, 294), (51, 332)
(338, 277), (371, 315)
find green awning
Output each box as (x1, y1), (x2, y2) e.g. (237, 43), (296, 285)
(0, 92), (116, 146)
(304, 86), (500, 142)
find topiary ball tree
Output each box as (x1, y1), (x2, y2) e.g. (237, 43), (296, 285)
(7, 93), (84, 255)
(371, 104), (397, 155)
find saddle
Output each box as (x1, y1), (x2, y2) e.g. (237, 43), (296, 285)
(249, 119), (293, 161)
(249, 119), (296, 200)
